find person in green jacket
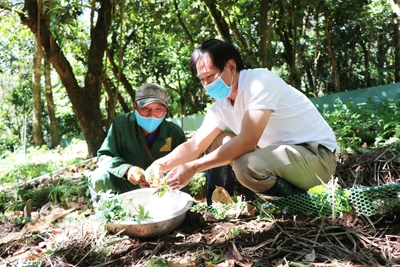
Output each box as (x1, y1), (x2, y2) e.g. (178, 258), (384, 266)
(89, 83), (186, 196)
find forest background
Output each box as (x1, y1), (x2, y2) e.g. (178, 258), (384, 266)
(0, 0), (399, 158)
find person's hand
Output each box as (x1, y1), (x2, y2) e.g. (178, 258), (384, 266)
(126, 166), (149, 188)
(165, 163), (195, 190)
(144, 163), (164, 187)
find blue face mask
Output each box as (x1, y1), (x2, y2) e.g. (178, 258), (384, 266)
(203, 69), (233, 99)
(135, 112), (165, 133)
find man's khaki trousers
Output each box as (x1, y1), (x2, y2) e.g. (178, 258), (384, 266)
(207, 132), (337, 193)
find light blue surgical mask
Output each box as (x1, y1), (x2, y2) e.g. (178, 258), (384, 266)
(135, 112), (165, 133)
(203, 69), (234, 99)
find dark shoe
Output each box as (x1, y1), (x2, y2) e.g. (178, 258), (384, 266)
(260, 177), (306, 197)
(206, 165), (235, 206)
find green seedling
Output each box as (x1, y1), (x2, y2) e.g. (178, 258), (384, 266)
(146, 169), (161, 186)
(146, 169), (168, 198)
(130, 203), (152, 223)
(95, 191), (152, 224)
(153, 179), (168, 198)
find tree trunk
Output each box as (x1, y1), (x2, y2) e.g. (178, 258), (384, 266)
(202, 0), (259, 68)
(103, 78), (130, 114)
(275, 1), (302, 89)
(259, 0), (269, 68)
(44, 61), (60, 148)
(325, 18), (341, 92)
(20, 0), (115, 157)
(359, 40), (371, 88)
(391, 0), (400, 82)
(173, 0), (194, 46)
(313, 11), (321, 94)
(106, 41), (135, 101)
(265, 0), (276, 70)
(304, 60), (315, 95)
(32, 0), (45, 147)
(202, 0), (232, 43)
(103, 78), (130, 131)
(32, 47), (45, 147)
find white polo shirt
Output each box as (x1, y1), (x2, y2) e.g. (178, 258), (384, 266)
(203, 68), (340, 153)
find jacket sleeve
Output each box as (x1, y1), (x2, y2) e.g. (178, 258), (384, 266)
(97, 122), (131, 178)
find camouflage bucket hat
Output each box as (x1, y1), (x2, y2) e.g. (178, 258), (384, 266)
(135, 83), (169, 108)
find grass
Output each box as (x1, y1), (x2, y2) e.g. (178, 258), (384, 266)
(0, 138), (88, 184)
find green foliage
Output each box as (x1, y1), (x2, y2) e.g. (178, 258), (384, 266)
(0, 0), (398, 153)
(308, 184), (353, 217)
(48, 176), (88, 205)
(147, 256), (169, 267)
(322, 98), (400, 153)
(94, 191), (152, 224)
(13, 176), (89, 212)
(188, 172), (206, 196)
(154, 179), (168, 198)
(0, 140), (90, 212)
(0, 211), (32, 226)
(225, 226), (244, 240)
(0, 191), (7, 212)
(0, 141), (87, 183)
(0, 12), (35, 153)
(12, 215), (32, 226)
(190, 198), (249, 221)
(253, 200), (276, 222)
(1, 162), (54, 183)
(204, 248), (224, 265)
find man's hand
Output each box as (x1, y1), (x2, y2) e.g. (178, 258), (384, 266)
(144, 162), (165, 187)
(126, 166), (149, 188)
(165, 163), (196, 190)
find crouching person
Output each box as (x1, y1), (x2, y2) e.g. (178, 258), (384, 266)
(88, 83), (186, 201)
(145, 39), (339, 201)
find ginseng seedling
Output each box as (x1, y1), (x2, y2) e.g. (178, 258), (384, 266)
(154, 179), (168, 197)
(146, 169), (168, 197)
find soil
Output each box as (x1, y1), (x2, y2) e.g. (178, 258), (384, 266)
(0, 145), (400, 267)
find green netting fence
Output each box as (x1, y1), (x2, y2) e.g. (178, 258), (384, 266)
(262, 183), (400, 217)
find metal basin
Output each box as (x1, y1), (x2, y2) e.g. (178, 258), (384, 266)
(107, 188), (193, 238)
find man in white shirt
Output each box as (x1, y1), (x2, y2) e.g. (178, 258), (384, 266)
(146, 39), (339, 198)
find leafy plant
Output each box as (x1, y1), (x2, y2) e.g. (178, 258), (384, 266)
(308, 184), (353, 217)
(48, 183), (85, 206)
(145, 169), (169, 198)
(204, 248), (223, 265)
(146, 169), (161, 186)
(131, 202), (152, 224)
(94, 191), (152, 224)
(147, 256), (169, 267)
(253, 200), (276, 222)
(225, 226), (244, 240)
(322, 98), (400, 153)
(154, 179), (168, 198)
(188, 172), (206, 196)
(191, 198), (250, 221)
(1, 162), (54, 183)
(13, 215), (32, 226)
(0, 212), (32, 227)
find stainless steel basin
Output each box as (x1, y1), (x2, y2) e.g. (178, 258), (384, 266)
(107, 188), (193, 238)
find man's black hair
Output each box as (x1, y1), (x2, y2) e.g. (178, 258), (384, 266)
(189, 39), (245, 75)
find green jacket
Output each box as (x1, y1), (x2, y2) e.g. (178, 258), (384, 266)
(97, 112), (186, 178)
